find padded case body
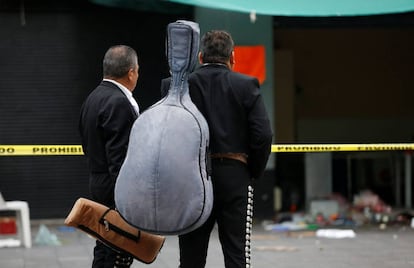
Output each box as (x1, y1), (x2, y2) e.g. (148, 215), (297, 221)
(115, 20), (213, 235)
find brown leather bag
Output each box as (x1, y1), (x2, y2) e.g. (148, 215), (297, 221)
(64, 198), (165, 264)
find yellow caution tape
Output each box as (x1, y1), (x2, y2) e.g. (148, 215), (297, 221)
(272, 143), (414, 153)
(0, 143), (413, 156)
(0, 145), (84, 156)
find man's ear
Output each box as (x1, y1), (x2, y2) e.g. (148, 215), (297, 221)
(198, 52), (203, 64)
(229, 50), (235, 69)
(128, 68), (134, 80)
(230, 51), (235, 65)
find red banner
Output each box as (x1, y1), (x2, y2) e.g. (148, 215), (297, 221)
(233, 45), (266, 84)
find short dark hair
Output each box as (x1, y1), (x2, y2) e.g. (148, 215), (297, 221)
(103, 45), (138, 78)
(200, 30), (234, 64)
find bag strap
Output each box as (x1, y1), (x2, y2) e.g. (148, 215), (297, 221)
(99, 208), (141, 242)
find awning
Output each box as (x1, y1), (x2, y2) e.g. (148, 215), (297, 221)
(166, 0), (414, 17)
(88, 0), (414, 17)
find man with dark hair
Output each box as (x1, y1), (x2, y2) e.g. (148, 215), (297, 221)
(79, 45), (139, 268)
(161, 30), (272, 268)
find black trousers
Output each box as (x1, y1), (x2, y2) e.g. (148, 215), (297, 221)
(179, 158), (252, 268)
(89, 173), (133, 268)
(92, 240), (133, 268)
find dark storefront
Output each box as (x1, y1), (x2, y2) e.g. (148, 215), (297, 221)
(0, 0), (191, 218)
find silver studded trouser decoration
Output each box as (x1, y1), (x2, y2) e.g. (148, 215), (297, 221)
(113, 254), (133, 268)
(245, 185), (254, 268)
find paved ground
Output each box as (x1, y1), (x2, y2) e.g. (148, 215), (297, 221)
(1, 219), (414, 268)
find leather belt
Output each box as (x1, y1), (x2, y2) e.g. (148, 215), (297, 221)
(210, 153), (248, 164)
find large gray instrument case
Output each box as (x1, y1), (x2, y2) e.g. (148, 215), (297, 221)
(115, 20), (213, 235)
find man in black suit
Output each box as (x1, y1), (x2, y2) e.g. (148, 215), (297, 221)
(79, 45), (139, 268)
(161, 30), (272, 268)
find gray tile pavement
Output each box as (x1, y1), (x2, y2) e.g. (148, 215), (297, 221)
(1, 219), (414, 267)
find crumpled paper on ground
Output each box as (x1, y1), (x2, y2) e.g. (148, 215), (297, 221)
(316, 229), (356, 239)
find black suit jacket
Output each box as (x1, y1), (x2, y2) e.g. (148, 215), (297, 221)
(79, 81), (138, 206)
(161, 64), (272, 179)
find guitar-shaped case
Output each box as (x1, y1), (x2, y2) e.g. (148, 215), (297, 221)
(115, 20), (213, 235)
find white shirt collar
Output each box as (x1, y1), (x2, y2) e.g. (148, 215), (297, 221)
(103, 78), (132, 97)
(103, 79), (139, 115)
